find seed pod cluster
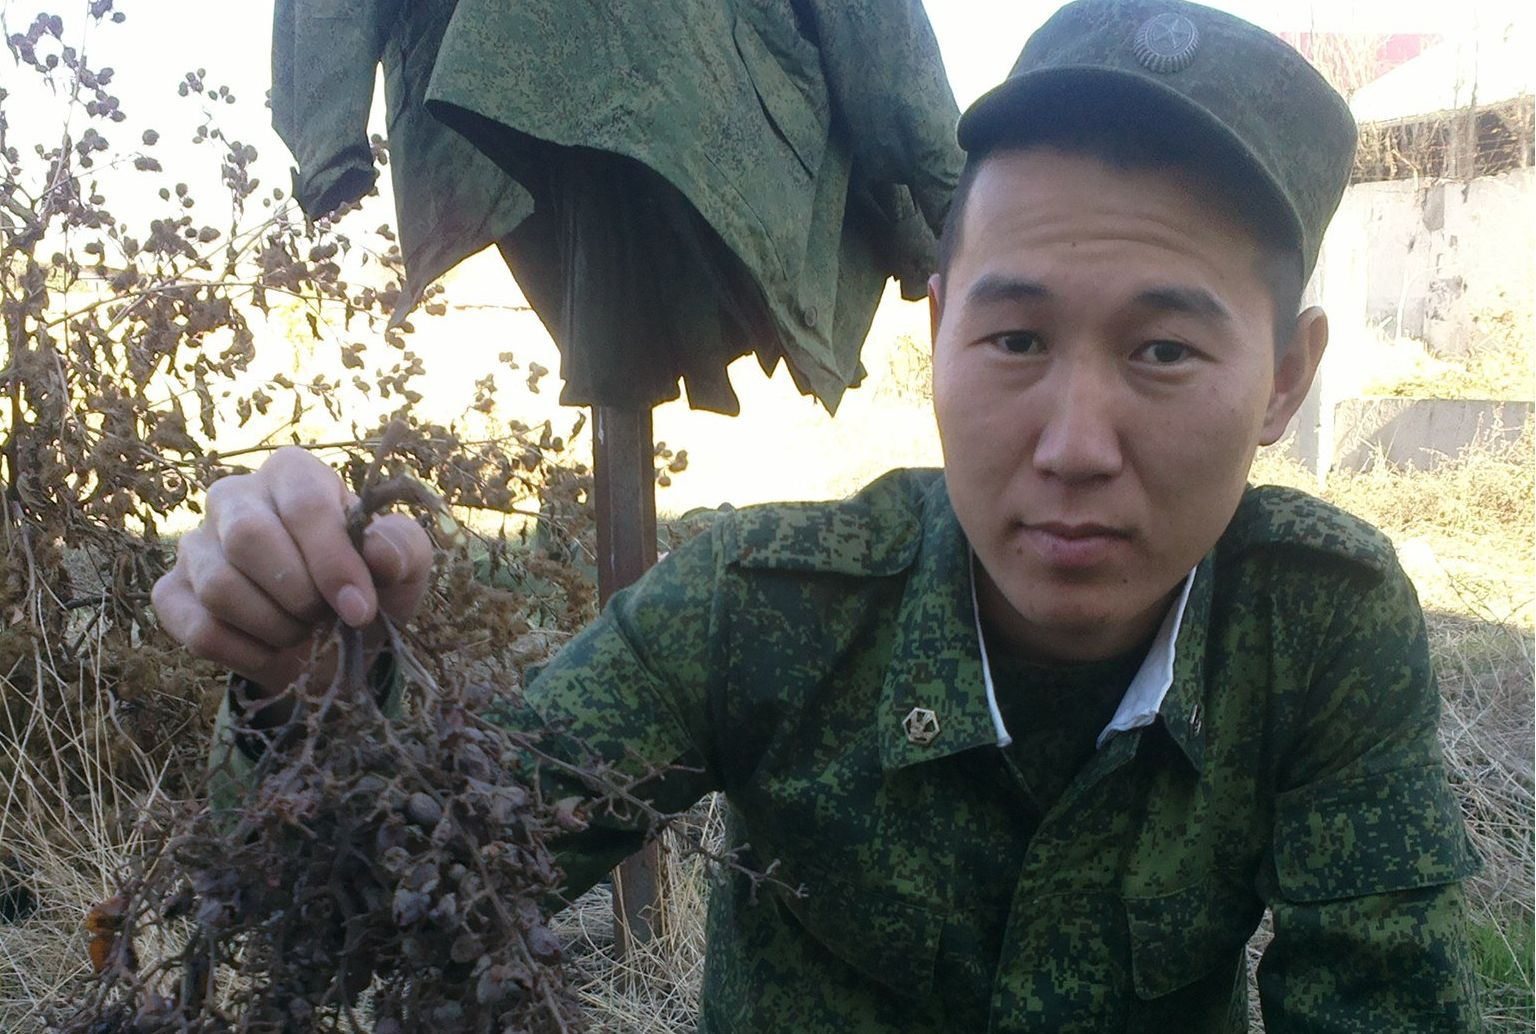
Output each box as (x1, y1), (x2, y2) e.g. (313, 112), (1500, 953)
(53, 451), (628, 1034)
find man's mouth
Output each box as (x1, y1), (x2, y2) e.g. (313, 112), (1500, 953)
(1015, 521), (1132, 569)
(1024, 521), (1130, 540)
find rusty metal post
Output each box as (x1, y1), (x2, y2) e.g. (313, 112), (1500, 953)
(556, 150), (667, 958)
(592, 404), (665, 955)
(593, 406), (658, 600)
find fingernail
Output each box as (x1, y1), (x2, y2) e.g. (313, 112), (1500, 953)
(376, 533), (405, 582)
(336, 585), (370, 627)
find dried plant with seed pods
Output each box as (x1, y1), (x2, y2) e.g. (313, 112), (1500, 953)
(49, 425), (661, 1033)
(2, 6), (665, 1028)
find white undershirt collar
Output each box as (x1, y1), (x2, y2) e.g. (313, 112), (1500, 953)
(968, 555), (1199, 751)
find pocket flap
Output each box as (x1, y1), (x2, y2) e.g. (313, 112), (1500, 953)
(1125, 879), (1257, 999)
(732, 16), (827, 178)
(1274, 765), (1477, 903)
(778, 865), (944, 1001)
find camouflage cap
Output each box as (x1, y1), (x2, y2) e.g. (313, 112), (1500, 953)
(956, 0), (1358, 283)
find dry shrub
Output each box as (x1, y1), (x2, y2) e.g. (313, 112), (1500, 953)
(1361, 311), (1536, 401)
(0, 415), (607, 1028)
(1323, 433), (1534, 555)
(1252, 429), (1533, 550)
(1, 5), (620, 1029)
(42, 438), (630, 1032)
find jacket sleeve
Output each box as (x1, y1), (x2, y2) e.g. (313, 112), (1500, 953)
(271, 0), (400, 216)
(490, 524), (728, 902)
(794, 0), (963, 237)
(1256, 561), (1482, 1032)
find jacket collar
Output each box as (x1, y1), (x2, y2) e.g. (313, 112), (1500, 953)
(879, 477), (1002, 772)
(879, 476), (1213, 775)
(1094, 554), (1212, 774)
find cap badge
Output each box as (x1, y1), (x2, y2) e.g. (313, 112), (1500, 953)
(903, 706), (941, 747)
(1133, 12), (1200, 74)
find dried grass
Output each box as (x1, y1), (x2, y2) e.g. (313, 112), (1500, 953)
(0, 664), (177, 1029)
(1432, 606), (1534, 1034)
(1253, 429), (1533, 546)
(551, 799), (723, 1034)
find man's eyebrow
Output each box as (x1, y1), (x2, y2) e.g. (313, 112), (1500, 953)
(958, 276), (1235, 325)
(963, 274), (1052, 308)
(1133, 286), (1234, 324)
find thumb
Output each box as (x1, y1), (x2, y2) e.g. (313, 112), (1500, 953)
(360, 514), (434, 625)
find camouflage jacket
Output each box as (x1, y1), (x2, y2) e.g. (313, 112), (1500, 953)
(214, 469), (1480, 1032)
(271, 0), (963, 413)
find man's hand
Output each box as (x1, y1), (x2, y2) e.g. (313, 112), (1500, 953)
(152, 446), (435, 701)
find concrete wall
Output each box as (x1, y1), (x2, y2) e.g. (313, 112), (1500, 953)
(1283, 198), (1371, 482)
(1279, 394), (1529, 479)
(1331, 398), (1531, 471)
(1348, 167), (1535, 355)
(1279, 166), (1534, 484)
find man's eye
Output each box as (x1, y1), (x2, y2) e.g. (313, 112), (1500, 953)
(1135, 340), (1193, 364)
(992, 331), (1044, 355)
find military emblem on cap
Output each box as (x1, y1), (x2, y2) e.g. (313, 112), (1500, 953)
(903, 706), (940, 746)
(1133, 12), (1200, 73)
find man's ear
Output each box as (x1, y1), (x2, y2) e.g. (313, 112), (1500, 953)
(928, 273), (943, 346)
(1260, 305), (1328, 445)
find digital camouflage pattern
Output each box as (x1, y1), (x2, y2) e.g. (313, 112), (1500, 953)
(213, 469), (1481, 1032)
(271, 0), (964, 413)
(271, 0), (534, 319)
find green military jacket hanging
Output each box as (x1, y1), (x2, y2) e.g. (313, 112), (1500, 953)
(271, 0), (964, 413)
(214, 470), (1480, 1032)
(271, 0), (534, 319)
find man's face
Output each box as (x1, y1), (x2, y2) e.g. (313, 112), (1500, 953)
(931, 147), (1322, 662)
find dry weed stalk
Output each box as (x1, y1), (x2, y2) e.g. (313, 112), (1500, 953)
(2, 6), (622, 1027)
(0, 9), (703, 1029)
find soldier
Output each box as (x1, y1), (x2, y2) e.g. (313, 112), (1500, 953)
(154, 1), (1480, 1030)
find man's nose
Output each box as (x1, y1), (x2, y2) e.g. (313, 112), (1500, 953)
(1031, 359), (1125, 483)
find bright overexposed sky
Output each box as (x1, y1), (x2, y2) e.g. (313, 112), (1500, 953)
(925, 0), (1526, 105)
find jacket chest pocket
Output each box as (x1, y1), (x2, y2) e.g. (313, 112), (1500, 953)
(727, 775), (952, 1004)
(1122, 877), (1259, 1032)
(774, 859), (946, 1001)
(732, 12), (829, 179)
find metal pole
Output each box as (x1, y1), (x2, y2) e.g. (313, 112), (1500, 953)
(558, 151), (666, 958)
(592, 403), (665, 956)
